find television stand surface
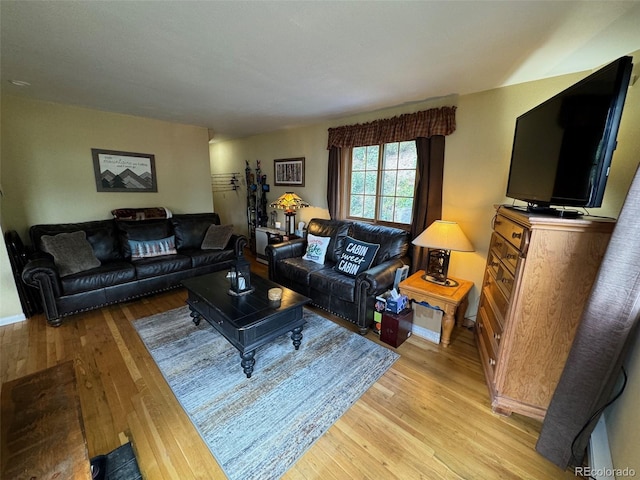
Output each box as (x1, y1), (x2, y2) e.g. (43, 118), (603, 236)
(505, 204), (582, 219)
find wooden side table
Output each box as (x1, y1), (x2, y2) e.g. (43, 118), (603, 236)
(398, 270), (473, 347)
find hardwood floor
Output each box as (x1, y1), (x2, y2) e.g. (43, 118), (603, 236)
(1, 258), (578, 479)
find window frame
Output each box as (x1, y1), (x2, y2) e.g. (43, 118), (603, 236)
(344, 141), (417, 230)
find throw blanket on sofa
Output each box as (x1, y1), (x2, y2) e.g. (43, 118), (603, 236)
(111, 207), (172, 221)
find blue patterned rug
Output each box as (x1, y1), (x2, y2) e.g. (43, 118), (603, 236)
(134, 306), (399, 480)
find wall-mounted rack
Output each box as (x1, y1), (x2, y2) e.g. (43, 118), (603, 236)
(211, 172), (241, 192)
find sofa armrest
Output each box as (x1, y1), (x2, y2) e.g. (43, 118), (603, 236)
(22, 257), (63, 324)
(230, 234), (248, 257)
(356, 258), (407, 296)
(265, 239), (306, 279)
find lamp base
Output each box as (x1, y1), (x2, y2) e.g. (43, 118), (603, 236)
(421, 274), (459, 287)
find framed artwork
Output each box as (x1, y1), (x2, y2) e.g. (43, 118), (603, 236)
(92, 149), (157, 192)
(274, 157), (305, 187)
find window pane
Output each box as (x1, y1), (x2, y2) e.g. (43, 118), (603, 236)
(366, 146), (380, 170)
(363, 195), (376, 219)
(381, 170), (397, 196)
(351, 171), (365, 194)
(383, 143), (399, 170)
(352, 147), (366, 171)
(379, 196), (395, 222)
(350, 194), (364, 217)
(398, 141), (417, 169)
(394, 197), (414, 224)
(396, 170), (416, 196)
(364, 171), (377, 195)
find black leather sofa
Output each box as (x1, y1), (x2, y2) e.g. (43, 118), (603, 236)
(266, 218), (410, 334)
(21, 213), (247, 326)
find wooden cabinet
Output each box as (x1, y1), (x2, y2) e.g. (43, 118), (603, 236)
(475, 206), (615, 420)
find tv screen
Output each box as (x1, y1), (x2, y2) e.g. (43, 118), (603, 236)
(506, 56), (633, 214)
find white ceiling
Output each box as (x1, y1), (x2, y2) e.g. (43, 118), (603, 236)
(2, 1), (640, 141)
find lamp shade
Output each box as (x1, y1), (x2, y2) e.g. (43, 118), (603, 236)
(412, 220), (474, 252)
(269, 192), (310, 212)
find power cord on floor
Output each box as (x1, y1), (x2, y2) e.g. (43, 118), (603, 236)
(571, 366), (628, 479)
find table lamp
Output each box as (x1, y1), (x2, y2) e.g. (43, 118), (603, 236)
(269, 192), (309, 235)
(412, 220), (474, 287)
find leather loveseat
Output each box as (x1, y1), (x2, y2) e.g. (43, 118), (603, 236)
(266, 218), (410, 334)
(22, 213), (247, 326)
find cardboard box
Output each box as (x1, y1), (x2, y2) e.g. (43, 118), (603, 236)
(412, 301), (444, 344)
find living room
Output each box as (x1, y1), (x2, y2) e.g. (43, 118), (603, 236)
(2, 2), (640, 478)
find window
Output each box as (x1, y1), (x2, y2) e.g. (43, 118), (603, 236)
(348, 141), (417, 226)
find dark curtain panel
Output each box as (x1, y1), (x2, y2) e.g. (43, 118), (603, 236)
(410, 136), (445, 273)
(536, 164), (640, 468)
(326, 146), (341, 220)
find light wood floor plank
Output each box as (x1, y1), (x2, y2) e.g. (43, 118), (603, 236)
(1, 257), (581, 479)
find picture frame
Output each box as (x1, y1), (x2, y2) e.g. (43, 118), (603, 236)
(92, 148), (157, 193)
(274, 157), (305, 187)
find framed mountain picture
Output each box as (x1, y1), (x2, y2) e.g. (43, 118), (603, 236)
(92, 149), (157, 193)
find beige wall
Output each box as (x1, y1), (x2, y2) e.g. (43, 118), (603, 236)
(211, 52), (640, 471)
(0, 95), (213, 323)
(211, 60), (639, 317)
(1, 96), (213, 240)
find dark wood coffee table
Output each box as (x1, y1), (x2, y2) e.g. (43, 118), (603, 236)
(182, 271), (311, 378)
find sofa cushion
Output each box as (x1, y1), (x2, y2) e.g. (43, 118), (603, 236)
(275, 257), (328, 285)
(171, 213), (221, 250)
(129, 235), (177, 259)
(350, 222), (410, 266)
(201, 224), (234, 250)
(301, 234), (331, 264)
(60, 261), (136, 295)
(334, 236), (380, 277)
(306, 219), (351, 264)
(117, 219), (172, 258)
(133, 254), (192, 279)
(40, 231), (101, 277)
(309, 268), (356, 302)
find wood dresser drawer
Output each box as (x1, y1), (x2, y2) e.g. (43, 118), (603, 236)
(484, 270), (510, 319)
(494, 214), (527, 251)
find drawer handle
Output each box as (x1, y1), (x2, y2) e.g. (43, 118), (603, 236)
(489, 358), (496, 366)
(217, 319), (224, 325)
(495, 242), (503, 248)
(490, 261), (499, 267)
(494, 333), (501, 340)
(506, 253), (517, 260)
(501, 278), (512, 285)
(512, 232), (522, 239)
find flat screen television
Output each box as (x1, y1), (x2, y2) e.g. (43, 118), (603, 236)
(505, 55), (633, 217)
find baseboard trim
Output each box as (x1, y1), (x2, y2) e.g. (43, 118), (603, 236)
(0, 313), (26, 326)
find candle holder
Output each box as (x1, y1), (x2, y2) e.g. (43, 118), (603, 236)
(228, 257), (254, 296)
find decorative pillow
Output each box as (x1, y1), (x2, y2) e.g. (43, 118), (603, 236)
(129, 235), (177, 259)
(302, 234), (331, 265)
(40, 231), (101, 277)
(334, 236), (380, 277)
(201, 224), (234, 250)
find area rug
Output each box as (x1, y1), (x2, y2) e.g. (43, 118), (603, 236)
(133, 306), (399, 480)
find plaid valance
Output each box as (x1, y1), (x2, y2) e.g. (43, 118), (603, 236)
(327, 106), (456, 149)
